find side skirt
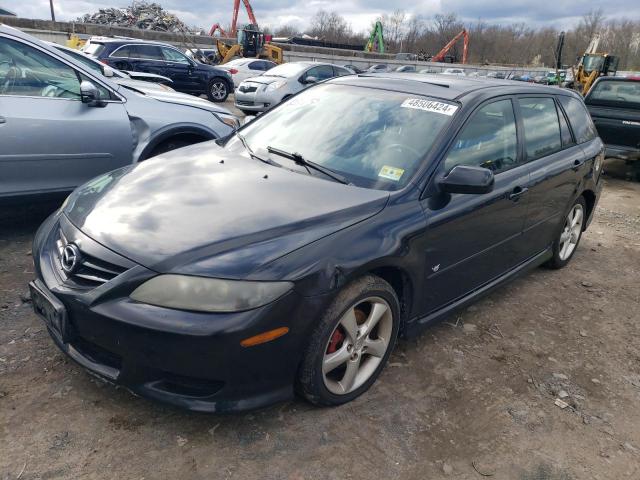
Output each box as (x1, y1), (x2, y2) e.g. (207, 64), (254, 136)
(403, 247), (553, 338)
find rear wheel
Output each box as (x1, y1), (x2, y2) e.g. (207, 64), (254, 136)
(297, 275), (400, 406)
(546, 197), (586, 269)
(207, 78), (229, 102)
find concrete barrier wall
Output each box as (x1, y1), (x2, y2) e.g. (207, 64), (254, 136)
(5, 16), (637, 76)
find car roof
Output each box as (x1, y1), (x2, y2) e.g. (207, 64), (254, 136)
(329, 73), (581, 101)
(87, 36), (176, 48)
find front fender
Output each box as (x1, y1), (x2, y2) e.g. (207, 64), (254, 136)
(133, 122), (219, 162)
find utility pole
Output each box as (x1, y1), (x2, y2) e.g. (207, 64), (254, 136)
(49, 0), (56, 22)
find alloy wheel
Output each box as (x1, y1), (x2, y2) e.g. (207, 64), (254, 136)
(558, 203), (584, 261)
(210, 81), (227, 100)
(322, 297), (393, 395)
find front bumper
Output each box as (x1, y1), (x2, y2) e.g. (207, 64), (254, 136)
(234, 88), (279, 112)
(31, 213), (330, 412)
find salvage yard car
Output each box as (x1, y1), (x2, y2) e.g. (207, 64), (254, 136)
(234, 61), (352, 114)
(83, 37), (234, 102)
(0, 25), (239, 200)
(30, 72), (604, 412)
(584, 76), (640, 180)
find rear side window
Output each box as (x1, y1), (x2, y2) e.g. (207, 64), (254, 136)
(131, 45), (163, 60)
(444, 99), (519, 174)
(559, 96), (597, 144)
(518, 97), (562, 160)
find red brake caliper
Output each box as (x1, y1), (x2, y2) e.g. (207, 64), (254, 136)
(327, 327), (345, 354)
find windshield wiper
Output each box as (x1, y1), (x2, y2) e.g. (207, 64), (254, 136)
(267, 146), (350, 185)
(237, 133), (280, 167)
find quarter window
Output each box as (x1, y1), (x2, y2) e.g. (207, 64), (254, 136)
(557, 102), (574, 147)
(0, 37), (81, 99)
(559, 96), (597, 144)
(444, 99), (519, 174)
(518, 97), (562, 160)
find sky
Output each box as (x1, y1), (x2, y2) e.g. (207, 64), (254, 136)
(4, 0), (640, 34)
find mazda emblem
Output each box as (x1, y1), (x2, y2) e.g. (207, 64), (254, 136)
(61, 244), (81, 274)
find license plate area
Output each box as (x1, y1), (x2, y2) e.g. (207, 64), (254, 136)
(29, 281), (68, 344)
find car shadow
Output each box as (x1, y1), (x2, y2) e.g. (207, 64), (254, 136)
(0, 197), (63, 239)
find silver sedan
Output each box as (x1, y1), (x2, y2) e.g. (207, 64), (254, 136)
(234, 61), (352, 114)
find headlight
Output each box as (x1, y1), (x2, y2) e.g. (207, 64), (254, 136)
(130, 275), (293, 313)
(213, 112), (240, 129)
(265, 80), (286, 91)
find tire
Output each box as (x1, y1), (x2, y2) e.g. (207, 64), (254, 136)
(207, 78), (229, 102)
(546, 196), (587, 269)
(296, 275), (400, 406)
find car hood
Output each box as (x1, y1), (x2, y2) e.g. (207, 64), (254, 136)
(117, 83), (233, 114)
(63, 143), (389, 278)
(242, 76), (283, 86)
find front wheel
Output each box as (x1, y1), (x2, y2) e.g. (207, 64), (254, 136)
(546, 196), (586, 269)
(207, 78), (229, 102)
(297, 275), (400, 406)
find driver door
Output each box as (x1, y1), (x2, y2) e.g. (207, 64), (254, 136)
(0, 35), (132, 198)
(419, 98), (532, 312)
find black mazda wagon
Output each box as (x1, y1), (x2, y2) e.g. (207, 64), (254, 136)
(30, 73), (604, 412)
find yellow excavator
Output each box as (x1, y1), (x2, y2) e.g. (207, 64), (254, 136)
(572, 34), (619, 96)
(215, 24), (283, 65)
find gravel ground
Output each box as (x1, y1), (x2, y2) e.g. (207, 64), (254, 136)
(1, 164), (639, 480)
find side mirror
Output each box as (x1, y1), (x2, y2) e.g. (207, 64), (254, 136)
(102, 65), (115, 77)
(80, 80), (103, 107)
(303, 76), (318, 85)
(439, 165), (495, 195)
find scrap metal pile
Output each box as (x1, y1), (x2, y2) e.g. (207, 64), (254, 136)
(76, 2), (196, 33)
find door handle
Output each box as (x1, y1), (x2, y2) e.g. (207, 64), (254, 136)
(572, 159), (585, 171)
(0, 116), (6, 124)
(508, 186), (528, 201)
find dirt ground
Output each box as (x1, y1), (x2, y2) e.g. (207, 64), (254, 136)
(1, 161), (639, 480)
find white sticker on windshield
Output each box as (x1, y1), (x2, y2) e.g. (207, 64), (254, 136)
(401, 98), (458, 116)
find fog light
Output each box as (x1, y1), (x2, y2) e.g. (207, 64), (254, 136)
(240, 327), (289, 347)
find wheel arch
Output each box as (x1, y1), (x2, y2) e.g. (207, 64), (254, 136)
(367, 265), (414, 334)
(138, 125), (217, 161)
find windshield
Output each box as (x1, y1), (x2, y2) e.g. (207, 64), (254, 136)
(589, 80), (640, 107)
(83, 43), (105, 56)
(238, 84), (457, 190)
(583, 55), (605, 74)
(262, 62), (309, 78)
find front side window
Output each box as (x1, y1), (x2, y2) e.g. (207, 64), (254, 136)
(161, 47), (190, 64)
(304, 65), (334, 81)
(559, 96), (598, 144)
(110, 45), (133, 58)
(0, 37), (81, 99)
(444, 99), (518, 174)
(239, 84), (457, 190)
(519, 97), (562, 161)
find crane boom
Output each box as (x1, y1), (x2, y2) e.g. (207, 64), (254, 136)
(242, 0), (257, 25)
(431, 29), (469, 64)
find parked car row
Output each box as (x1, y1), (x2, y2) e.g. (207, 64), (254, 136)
(0, 24), (239, 200)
